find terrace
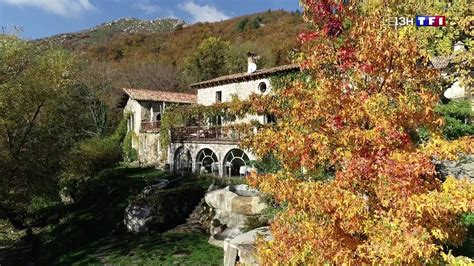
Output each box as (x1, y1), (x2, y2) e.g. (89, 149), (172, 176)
(140, 121), (161, 133)
(170, 126), (243, 143)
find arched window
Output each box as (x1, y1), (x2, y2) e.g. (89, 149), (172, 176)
(174, 147), (192, 172)
(196, 149), (219, 175)
(258, 82), (267, 93)
(224, 149), (250, 177)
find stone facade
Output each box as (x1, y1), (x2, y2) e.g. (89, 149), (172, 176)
(167, 77), (278, 177)
(169, 141), (256, 177)
(120, 64), (299, 174)
(197, 78), (272, 124)
(120, 89), (196, 166)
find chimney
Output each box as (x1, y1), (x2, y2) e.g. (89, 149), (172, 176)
(247, 52), (260, 73)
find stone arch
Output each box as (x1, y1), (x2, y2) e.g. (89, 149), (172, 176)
(223, 148), (250, 177)
(174, 146), (192, 172)
(196, 148), (219, 175)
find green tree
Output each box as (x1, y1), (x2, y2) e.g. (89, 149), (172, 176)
(226, 41), (277, 74)
(184, 37), (231, 82)
(0, 35), (87, 217)
(251, 17), (263, 29)
(236, 18), (249, 32)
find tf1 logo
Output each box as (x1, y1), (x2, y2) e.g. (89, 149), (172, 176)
(385, 16), (446, 28)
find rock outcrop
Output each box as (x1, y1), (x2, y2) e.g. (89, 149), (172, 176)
(433, 155), (474, 181)
(205, 185), (268, 249)
(124, 180), (171, 233)
(224, 227), (273, 266)
(124, 203), (154, 233)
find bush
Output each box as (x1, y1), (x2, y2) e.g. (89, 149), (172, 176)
(59, 118), (128, 199)
(65, 137), (122, 177)
(236, 18), (249, 32)
(123, 132), (138, 162)
(133, 184), (207, 231)
(436, 100), (474, 140)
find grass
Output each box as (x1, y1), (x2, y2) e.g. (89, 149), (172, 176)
(58, 232), (222, 265)
(0, 167), (222, 265)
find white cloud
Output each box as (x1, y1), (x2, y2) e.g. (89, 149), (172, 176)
(179, 1), (229, 23)
(2, 0), (95, 17)
(134, 0), (160, 14)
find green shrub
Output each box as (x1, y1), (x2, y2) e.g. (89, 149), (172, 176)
(133, 184), (206, 231)
(236, 18), (249, 32)
(65, 136), (122, 177)
(242, 215), (268, 232)
(123, 132), (138, 162)
(252, 17), (263, 29)
(249, 153), (281, 174)
(435, 100), (474, 140)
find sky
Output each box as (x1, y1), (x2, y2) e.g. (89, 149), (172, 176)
(0, 0), (300, 39)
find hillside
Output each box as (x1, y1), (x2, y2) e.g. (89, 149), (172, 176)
(40, 17), (187, 47)
(41, 10), (308, 69)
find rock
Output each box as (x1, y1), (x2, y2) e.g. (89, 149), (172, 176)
(433, 155), (474, 181)
(59, 188), (75, 204)
(124, 203), (154, 233)
(205, 185), (268, 249)
(142, 180), (169, 195)
(205, 185), (267, 216)
(224, 227), (273, 266)
(172, 253), (190, 259)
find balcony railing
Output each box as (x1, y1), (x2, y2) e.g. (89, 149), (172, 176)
(170, 126), (243, 143)
(140, 121), (161, 133)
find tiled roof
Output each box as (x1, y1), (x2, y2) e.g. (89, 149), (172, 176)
(431, 55), (455, 69)
(118, 88), (196, 108)
(190, 64), (301, 89)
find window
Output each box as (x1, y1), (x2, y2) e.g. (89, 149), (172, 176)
(210, 115), (222, 126)
(258, 82), (267, 93)
(265, 114), (276, 124)
(216, 91), (222, 103)
(128, 114), (135, 132)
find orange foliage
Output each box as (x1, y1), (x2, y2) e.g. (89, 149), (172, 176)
(240, 1), (474, 264)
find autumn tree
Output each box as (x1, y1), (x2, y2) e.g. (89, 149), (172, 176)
(229, 0), (474, 264)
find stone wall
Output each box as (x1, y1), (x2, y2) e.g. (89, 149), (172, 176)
(137, 133), (163, 166)
(197, 78), (272, 124)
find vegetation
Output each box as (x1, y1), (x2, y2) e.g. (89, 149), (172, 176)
(436, 100), (474, 140)
(184, 37), (232, 82)
(130, 175), (212, 231)
(214, 1), (474, 264)
(40, 11), (306, 69)
(0, 167), (222, 265)
(0, 35), (86, 216)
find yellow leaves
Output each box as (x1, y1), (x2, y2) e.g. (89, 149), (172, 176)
(422, 135), (474, 160)
(431, 228), (448, 242)
(441, 251), (474, 265)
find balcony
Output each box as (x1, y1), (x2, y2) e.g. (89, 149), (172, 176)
(170, 126), (243, 143)
(140, 121), (161, 133)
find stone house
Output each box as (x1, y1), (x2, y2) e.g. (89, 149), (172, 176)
(168, 62), (300, 177)
(432, 42), (473, 111)
(118, 56), (299, 177)
(117, 88), (197, 165)
(119, 42), (472, 177)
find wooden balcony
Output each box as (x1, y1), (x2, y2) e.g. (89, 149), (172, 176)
(140, 121), (161, 133)
(170, 126), (243, 143)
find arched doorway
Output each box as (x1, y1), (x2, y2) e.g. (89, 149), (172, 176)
(196, 148), (219, 175)
(224, 149), (250, 177)
(174, 147), (192, 172)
